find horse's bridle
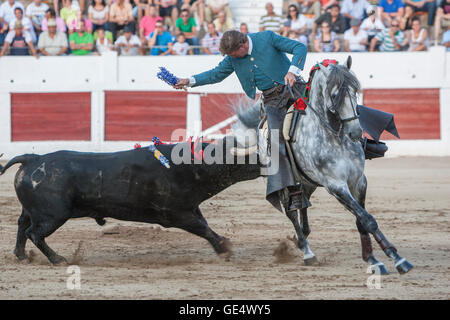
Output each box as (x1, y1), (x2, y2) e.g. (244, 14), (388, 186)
(288, 82), (360, 138)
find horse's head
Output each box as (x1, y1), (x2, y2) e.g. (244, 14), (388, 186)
(315, 56), (362, 141)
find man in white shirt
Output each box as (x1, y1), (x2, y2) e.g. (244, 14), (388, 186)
(114, 25), (141, 56)
(341, 0), (371, 27)
(0, 0), (25, 24)
(360, 6), (385, 41)
(344, 18), (368, 51)
(26, 0), (49, 35)
(9, 7), (37, 43)
(37, 18), (68, 56)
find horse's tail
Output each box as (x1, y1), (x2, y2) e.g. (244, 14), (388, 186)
(0, 154), (39, 176)
(232, 97), (262, 130)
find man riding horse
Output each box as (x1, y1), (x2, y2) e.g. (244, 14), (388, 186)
(174, 30), (308, 215)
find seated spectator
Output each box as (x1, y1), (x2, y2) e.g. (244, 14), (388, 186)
(344, 18), (368, 51)
(158, 0), (179, 29)
(361, 5), (385, 43)
(37, 18), (68, 55)
(0, 0), (24, 25)
(109, 0), (135, 40)
(175, 8), (199, 53)
(179, 0), (205, 27)
(139, 4), (162, 43)
(10, 7), (37, 43)
(171, 32), (191, 54)
(403, 0), (436, 27)
(239, 22), (249, 34)
(60, 0), (79, 32)
(69, 19), (94, 55)
(400, 5), (415, 30)
(213, 9), (234, 33)
(405, 17), (429, 51)
(95, 26), (114, 54)
(287, 29), (308, 46)
(434, 0), (450, 42)
(54, 0), (82, 15)
(115, 24), (141, 55)
(259, 2), (283, 33)
(370, 19), (405, 51)
(0, 20), (39, 57)
(292, 0), (321, 19)
(282, 4), (307, 38)
(378, 0), (405, 26)
(26, 0), (49, 36)
(205, 0), (233, 24)
(88, 0), (110, 33)
(148, 20), (173, 55)
(314, 21), (340, 51)
(202, 21), (221, 54)
(0, 15), (9, 47)
(341, 0), (371, 28)
(442, 25), (450, 50)
(42, 8), (67, 33)
(312, 4), (347, 37)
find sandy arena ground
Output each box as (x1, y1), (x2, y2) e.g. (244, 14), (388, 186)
(0, 157), (449, 300)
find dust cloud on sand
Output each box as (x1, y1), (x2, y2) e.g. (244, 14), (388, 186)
(0, 157), (449, 299)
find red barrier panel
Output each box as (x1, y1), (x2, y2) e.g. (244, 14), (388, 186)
(11, 92), (91, 141)
(363, 89), (440, 140)
(105, 91), (187, 141)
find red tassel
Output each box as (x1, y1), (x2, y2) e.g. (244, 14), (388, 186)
(134, 143), (142, 149)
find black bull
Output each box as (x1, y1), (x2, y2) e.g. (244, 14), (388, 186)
(0, 141), (260, 264)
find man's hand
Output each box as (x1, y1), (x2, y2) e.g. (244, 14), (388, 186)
(284, 72), (297, 87)
(174, 78), (189, 90)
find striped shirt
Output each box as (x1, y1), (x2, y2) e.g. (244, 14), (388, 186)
(259, 14), (283, 33)
(202, 32), (222, 54)
(375, 29), (404, 52)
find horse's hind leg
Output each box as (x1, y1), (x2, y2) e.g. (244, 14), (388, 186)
(285, 209), (317, 265)
(300, 208), (310, 238)
(14, 208), (31, 261)
(329, 184), (413, 274)
(352, 176), (389, 274)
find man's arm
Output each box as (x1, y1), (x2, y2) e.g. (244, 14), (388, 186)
(267, 30), (307, 71)
(175, 55), (234, 89)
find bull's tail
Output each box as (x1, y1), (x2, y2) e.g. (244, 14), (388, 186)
(0, 154), (40, 176)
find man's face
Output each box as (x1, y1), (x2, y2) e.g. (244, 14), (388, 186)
(352, 25), (359, 32)
(49, 25), (56, 34)
(265, 3), (273, 14)
(330, 7), (339, 17)
(155, 23), (164, 34)
(34, 0), (42, 5)
(125, 31), (131, 40)
(218, 12), (226, 22)
(207, 23), (216, 34)
(149, 6), (156, 16)
(240, 24), (248, 34)
(77, 21), (85, 32)
(228, 42), (248, 58)
(180, 11), (189, 22)
(390, 21), (399, 33)
(14, 9), (23, 20)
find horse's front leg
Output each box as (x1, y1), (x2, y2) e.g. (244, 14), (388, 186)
(352, 176), (389, 275)
(328, 183), (413, 274)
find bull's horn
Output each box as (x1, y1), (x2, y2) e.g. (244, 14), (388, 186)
(230, 145), (258, 156)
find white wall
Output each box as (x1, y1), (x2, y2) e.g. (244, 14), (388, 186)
(0, 48), (449, 159)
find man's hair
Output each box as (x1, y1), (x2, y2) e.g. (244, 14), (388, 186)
(219, 30), (247, 55)
(14, 7), (23, 14)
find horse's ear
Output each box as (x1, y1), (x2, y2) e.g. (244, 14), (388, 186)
(346, 56), (352, 70)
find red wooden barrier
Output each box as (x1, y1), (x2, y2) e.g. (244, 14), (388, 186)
(105, 91), (187, 141)
(11, 92), (91, 141)
(363, 89), (440, 140)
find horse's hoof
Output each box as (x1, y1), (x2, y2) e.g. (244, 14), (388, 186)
(304, 255), (318, 266)
(50, 255), (68, 265)
(395, 258), (413, 274)
(369, 262), (389, 275)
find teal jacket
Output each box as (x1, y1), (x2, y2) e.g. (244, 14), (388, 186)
(192, 31), (307, 99)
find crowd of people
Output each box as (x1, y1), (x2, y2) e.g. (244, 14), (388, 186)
(0, 0), (449, 57)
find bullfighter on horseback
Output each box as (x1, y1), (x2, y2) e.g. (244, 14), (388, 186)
(174, 30), (308, 215)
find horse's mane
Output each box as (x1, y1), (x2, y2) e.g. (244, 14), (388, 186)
(325, 64), (361, 109)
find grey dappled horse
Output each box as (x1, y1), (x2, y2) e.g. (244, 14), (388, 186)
(232, 57), (413, 275)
